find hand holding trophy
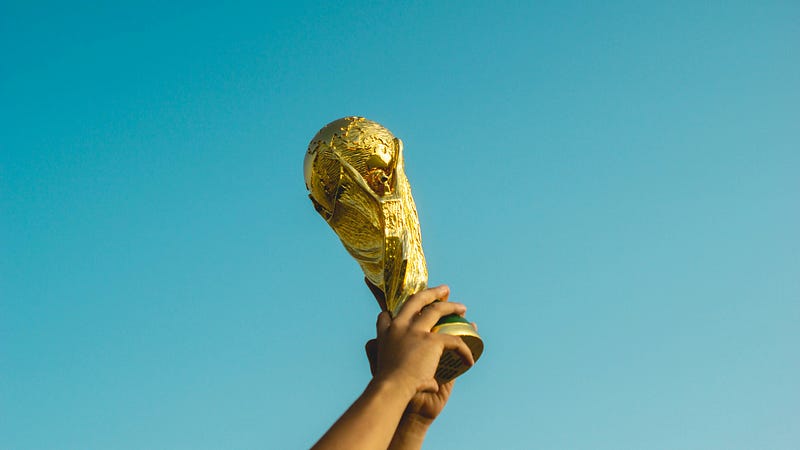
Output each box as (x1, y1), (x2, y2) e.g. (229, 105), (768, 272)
(303, 116), (483, 382)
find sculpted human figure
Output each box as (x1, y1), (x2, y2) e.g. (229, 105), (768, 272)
(304, 116), (427, 315)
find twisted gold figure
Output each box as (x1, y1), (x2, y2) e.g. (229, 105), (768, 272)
(304, 116), (482, 381)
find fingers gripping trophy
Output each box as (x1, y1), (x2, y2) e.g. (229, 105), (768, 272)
(304, 116), (483, 382)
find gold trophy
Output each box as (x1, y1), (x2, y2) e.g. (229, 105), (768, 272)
(303, 116), (483, 382)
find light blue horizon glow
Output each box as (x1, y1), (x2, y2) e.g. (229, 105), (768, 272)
(2, 1), (798, 449)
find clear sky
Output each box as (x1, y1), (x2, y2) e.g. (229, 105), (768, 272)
(2, 1), (798, 449)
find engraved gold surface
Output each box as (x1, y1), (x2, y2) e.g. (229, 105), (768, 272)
(304, 116), (483, 380)
(304, 117), (427, 316)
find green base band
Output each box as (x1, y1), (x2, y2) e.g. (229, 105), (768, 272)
(431, 314), (484, 382)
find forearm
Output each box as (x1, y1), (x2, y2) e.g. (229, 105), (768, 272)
(312, 377), (415, 450)
(388, 413), (432, 450)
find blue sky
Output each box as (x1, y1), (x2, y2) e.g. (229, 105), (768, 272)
(2, 1), (798, 449)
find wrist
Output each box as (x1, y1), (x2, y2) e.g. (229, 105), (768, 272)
(399, 411), (434, 432)
(388, 412), (431, 450)
(369, 373), (417, 405)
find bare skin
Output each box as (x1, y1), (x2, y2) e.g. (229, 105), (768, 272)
(367, 339), (456, 450)
(311, 285), (474, 450)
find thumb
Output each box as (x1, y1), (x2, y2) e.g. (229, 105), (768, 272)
(364, 339), (378, 375)
(376, 311), (391, 338)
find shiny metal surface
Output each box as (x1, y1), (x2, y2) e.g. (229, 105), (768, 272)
(304, 116), (426, 316)
(305, 116), (483, 380)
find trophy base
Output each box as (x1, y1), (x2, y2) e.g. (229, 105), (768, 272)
(431, 314), (484, 382)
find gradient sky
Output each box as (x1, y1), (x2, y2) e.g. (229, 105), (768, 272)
(2, 1), (798, 449)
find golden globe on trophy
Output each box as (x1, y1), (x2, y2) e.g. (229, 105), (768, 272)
(303, 116), (483, 382)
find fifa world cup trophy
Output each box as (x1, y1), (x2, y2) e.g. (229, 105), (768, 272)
(303, 116), (483, 381)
